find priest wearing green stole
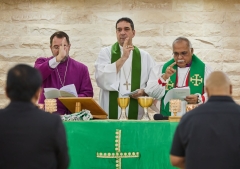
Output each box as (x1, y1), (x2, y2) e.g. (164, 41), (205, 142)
(95, 17), (155, 119)
(145, 37), (212, 117)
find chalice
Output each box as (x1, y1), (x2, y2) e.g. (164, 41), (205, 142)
(44, 99), (57, 113)
(117, 97), (130, 120)
(138, 96), (153, 120)
(169, 99), (181, 122)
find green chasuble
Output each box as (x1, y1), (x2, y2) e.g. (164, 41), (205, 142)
(109, 42), (141, 119)
(160, 54), (205, 116)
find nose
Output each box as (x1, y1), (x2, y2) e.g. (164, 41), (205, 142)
(120, 29), (126, 34)
(177, 54), (183, 59)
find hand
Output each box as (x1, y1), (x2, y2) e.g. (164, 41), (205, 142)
(131, 89), (146, 99)
(162, 62), (176, 80)
(56, 37), (68, 62)
(122, 37), (134, 60)
(184, 95), (198, 104)
(37, 104), (44, 110)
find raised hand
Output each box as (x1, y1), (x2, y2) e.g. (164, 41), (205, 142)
(162, 62), (176, 80)
(56, 37), (68, 62)
(122, 37), (134, 60)
(131, 89), (146, 99)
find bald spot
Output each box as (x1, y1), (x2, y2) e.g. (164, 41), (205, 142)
(206, 71), (231, 96)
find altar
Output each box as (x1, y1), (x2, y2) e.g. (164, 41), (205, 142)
(64, 120), (178, 169)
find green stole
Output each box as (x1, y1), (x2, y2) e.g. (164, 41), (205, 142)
(160, 54), (205, 116)
(109, 42), (141, 119)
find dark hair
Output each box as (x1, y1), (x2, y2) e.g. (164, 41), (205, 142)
(172, 37), (192, 48)
(50, 31), (70, 46)
(116, 17), (134, 30)
(6, 64), (42, 102)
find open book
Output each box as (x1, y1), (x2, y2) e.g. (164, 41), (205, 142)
(163, 86), (190, 106)
(44, 84), (78, 99)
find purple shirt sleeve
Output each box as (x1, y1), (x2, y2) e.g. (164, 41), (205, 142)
(34, 57), (54, 81)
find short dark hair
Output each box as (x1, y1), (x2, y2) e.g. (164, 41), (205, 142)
(172, 37), (192, 48)
(6, 64), (42, 102)
(50, 31), (70, 46)
(116, 17), (134, 30)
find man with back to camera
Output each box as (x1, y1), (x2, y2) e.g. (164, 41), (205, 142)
(170, 71), (240, 169)
(35, 31), (93, 115)
(0, 64), (69, 169)
(95, 17), (156, 119)
(145, 37), (212, 117)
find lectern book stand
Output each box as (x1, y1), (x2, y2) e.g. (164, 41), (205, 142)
(58, 97), (108, 119)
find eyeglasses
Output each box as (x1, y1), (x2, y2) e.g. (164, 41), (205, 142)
(52, 45), (68, 50)
(172, 51), (188, 57)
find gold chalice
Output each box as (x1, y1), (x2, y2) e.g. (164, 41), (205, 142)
(169, 99), (181, 122)
(117, 97), (130, 120)
(138, 96), (153, 120)
(44, 99), (57, 113)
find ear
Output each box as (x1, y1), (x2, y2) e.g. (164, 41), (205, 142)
(229, 84), (232, 95)
(191, 48), (194, 55)
(32, 88), (42, 104)
(205, 86), (210, 98)
(132, 30), (135, 37)
(36, 88), (42, 101)
(5, 86), (9, 99)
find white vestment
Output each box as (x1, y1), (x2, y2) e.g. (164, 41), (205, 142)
(145, 64), (212, 116)
(95, 45), (156, 119)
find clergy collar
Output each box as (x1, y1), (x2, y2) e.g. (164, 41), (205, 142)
(119, 44), (123, 50)
(186, 61), (192, 67)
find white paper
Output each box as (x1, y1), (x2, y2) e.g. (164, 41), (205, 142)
(44, 84), (78, 99)
(164, 87), (190, 106)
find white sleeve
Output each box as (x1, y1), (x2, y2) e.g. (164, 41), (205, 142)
(94, 47), (119, 91)
(144, 64), (166, 100)
(49, 57), (60, 68)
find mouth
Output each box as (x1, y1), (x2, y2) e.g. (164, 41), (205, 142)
(177, 60), (185, 63)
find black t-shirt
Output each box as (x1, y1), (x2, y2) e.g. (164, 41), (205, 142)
(171, 96), (240, 169)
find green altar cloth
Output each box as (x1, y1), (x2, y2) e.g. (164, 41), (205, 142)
(64, 120), (178, 169)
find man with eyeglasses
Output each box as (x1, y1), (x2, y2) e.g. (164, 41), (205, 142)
(145, 37), (212, 116)
(34, 31), (93, 115)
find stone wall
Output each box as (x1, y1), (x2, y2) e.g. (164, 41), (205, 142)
(0, 0), (239, 107)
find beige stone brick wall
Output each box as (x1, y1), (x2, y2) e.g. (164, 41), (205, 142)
(0, 0), (239, 107)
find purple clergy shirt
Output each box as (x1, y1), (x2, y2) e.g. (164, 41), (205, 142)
(34, 56), (93, 115)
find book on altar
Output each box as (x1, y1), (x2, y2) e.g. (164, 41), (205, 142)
(44, 84), (78, 99)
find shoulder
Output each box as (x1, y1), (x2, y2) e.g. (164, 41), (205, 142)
(203, 63), (213, 78)
(138, 48), (151, 57)
(204, 63), (212, 71)
(37, 109), (62, 125)
(137, 48), (156, 65)
(69, 57), (88, 69)
(35, 56), (53, 63)
(153, 63), (164, 70)
(99, 46), (112, 55)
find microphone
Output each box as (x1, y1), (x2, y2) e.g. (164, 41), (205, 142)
(153, 114), (169, 120)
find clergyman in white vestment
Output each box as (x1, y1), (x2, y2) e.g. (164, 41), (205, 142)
(95, 17), (155, 119)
